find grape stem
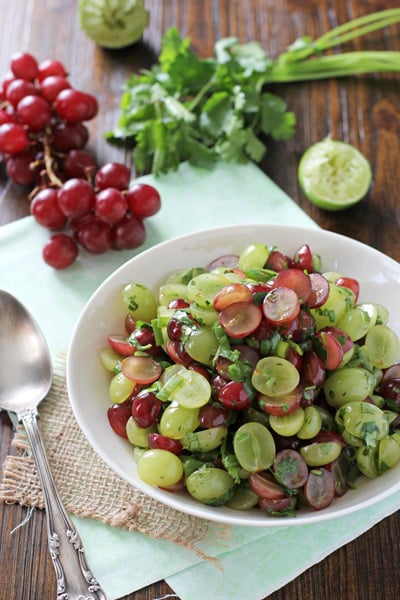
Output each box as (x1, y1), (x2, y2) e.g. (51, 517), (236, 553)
(42, 136), (63, 188)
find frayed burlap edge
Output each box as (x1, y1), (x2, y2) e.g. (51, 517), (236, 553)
(0, 355), (231, 562)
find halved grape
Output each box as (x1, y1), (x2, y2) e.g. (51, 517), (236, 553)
(184, 326), (219, 365)
(109, 371), (136, 403)
(269, 407), (305, 437)
(337, 307), (372, 341)
(186, 466), (235, 505)
(219, 301), (262, 339)
(233, 422), (275, 472)
(159, 367), (211, 409)
(365, 324), (400, 369)
(238, 243), (270, 270)
(158, 401), (200, 439)
(300, 441), (342, 466)
(262, 287), (300, 326)
(311, 283), (348, 330)
(252, 356), (300, 396)
(182, 426), (228, 452)
(187, 273), (230, 308)
(324, 367), (374, 408)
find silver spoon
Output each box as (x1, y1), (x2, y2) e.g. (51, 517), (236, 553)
(0, 290), (108, 600)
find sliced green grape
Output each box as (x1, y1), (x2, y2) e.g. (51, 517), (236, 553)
(100, 346), (122, 372)
(158, 401), (200, 439)
(323, 367), (374, 408)
(184, 325), (219, 365)
(269, 407), (305, 437)
(337, 307), (372, 341)
(158, 283), (189, 306)
(158, 367), (211, 408)
(233, 422), (276, 472)
(336, 401), (389, 448)
(227, 482), (259, 510)
(109, 371), (136, 404)
(373, 304), (389, 325)
(311, 283), (348, 330)
(126, 417), (156, 447)
(365, 324), (400, 369)
(186, 466), (235, 506)
(238, 243), (270, 271)
(210, 267), (244, 283)
(356, 303), (378, 327)
(137, 449), (184, 487)
(356, 445), (378, 478)
(122, 282), (158, 322)
(189, 302), (219, 326)
(378, 436), (400, 472)
(187, 272), (230, 308)
(300, 441), (342, 466)
(251, 356), (300, 396)
(182, 426), (228, 452)
(297, 406), (323, 440)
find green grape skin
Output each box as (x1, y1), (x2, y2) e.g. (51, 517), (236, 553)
(365, 324), (400, 369)
(187, 272), (230, 308)
(184, 325), (219, 365)
(337, 307), (372, 341)
(336, 401), (389, 448)
(238, 243), (270, 271)
(109, 371), (136, 404)
(122, 282), (158, 322)
(158, 401), (200, 439)
(158, 283), (189, 306)
(188, 302), (219, 325)
(378, 436), (400, 472)
(251, 356), (300, 396)
(311, 283), (348, 330)
(233, 422), (276, 472)
(159, 368), (211, 408)
(356, 446), (378, 479)
(297, 406), (322, 440)
(227, 482), (259, 510)
(323, 367), (375, 408)
(182, 426), (228, 452)
(126, 417), (156, 447)
(300, 441), (342, 467)
(100, 346), (122, 372)
(269, 407), (305, 437)
(137, 449), (184, 487)
(186, 466), (236, 506)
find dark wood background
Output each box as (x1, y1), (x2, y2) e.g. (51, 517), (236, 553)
(1, 1), (400, 598)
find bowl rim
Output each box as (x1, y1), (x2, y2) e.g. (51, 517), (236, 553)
(67, 223), (400, 527)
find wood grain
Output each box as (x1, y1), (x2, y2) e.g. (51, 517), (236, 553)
(1, 1), (400, 599)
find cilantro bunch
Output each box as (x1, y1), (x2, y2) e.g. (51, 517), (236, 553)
(107, 9), (400, 175)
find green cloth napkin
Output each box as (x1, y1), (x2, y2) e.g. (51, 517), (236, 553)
(1, 161), (398, 600)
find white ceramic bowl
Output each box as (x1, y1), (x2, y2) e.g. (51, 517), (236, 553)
(67, 224), (400, 526)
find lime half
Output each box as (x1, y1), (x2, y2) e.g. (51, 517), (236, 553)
(78, 0), (149, 49)
(298, 137), (372, 211)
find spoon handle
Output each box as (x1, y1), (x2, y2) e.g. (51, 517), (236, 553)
(22, 409), (108, 600)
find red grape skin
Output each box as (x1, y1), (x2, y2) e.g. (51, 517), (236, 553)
(95, 188), (128, 225)
(55, 88), (98, 122)
(61, 149), (96, 179)
(42, 233), (79, 269)
(37, 59), (68, 81)
(10, 51), (39, 80)
(6, 150), (40, 185)
(17, 95), (52, 132)
(30, 188), (68, 229)
(58, 178), (96, 218)
(0, 122), (29, 154)
(52, 122), (89, 152)
(75, 215), (112, 254)
(95, 162), (131, 191)
(126, 183), (161, 218)
(39, 75), (71, 103)
(111, 213), (146, 250)
(6, 78), (38, 108)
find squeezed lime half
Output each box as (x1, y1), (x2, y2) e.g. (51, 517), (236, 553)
(298, 137), (372, 211)
(78, 0), (149, 49)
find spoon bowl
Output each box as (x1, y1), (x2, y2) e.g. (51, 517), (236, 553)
(0, 290), (52, 415)
(0, 290), (107, 600)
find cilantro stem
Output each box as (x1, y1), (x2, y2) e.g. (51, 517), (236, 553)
(265, 51), (400, 83)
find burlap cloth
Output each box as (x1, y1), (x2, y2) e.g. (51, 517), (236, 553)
(0, 357), (230, 559)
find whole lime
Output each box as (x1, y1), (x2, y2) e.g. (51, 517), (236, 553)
(78, 0), (149, 49)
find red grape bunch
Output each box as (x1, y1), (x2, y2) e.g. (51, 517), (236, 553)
(0, 51), (161, 269)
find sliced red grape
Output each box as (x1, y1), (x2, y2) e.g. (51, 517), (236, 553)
(213, 283), (253, 311)
(219, 301), (262, 338)
(292, 244), (314, 272)
(304, 468), (335, 510)
(121, 355), (162, 385)
(262, 287), (300, 326)
(108, 334), (135, 356)
(273, 268), (312, 304)
(308, 272), (330, 308)
(249, 472), (286, 499)
(273, 449), (309, 488)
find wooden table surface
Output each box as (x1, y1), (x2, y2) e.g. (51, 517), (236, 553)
(1, 1), (400, 599)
